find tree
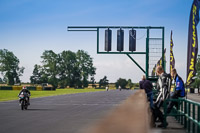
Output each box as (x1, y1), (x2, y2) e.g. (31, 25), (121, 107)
(2, 76), (7, 83)
(30, 64), (41, 84)
(57, 50), (79, 88)
(192, 55), (200, 90)
(90, 76), (96, 88)
(76, 50), (96, 87)
(115, 78), (128, 89)
(41, 50), (59, 89)
(99, 76), (109, 88)
(90, 77), (95, 84)
(0, 49), (24, 85)
(127, 79), (134, 89)
(0, 77), (3, 83)
(133, 83), (139, 87)
(192, 79), (200, 89)
(30, 64), (48, 84)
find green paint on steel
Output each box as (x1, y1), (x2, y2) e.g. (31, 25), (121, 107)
(146, 28), (149, 79)
(162, 27), (165, 71)
(68, 26), (164, 29)
(163, 98), (200, 132)
(97, 28), (99, 53)
(126, 54), (146, 73)
(67, 30), (97, 32)
(67, 26), (165, 80)
(193, 104), (195, 133)
(198, 106), (200, 132)
(97, 52), (146, 54)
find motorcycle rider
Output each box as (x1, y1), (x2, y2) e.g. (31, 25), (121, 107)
(18, 86), (31, 105)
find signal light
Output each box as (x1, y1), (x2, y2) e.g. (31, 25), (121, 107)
(105, 29), (112, 52)
(129, 29), (136, 51)
(117, 29), (124, 52)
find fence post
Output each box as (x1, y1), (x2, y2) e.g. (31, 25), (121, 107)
(188, 103), (191, 133)
(198, 106), (200, 133)
(178, 100), (180, 122)
(192, 104), (195, 133)
(184, 100), (187, 128)
(181, 100), (183, 125)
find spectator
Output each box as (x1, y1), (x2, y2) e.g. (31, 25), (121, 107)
(139, 75), (154, 108)
(153, 66), (171, 127)
(167, 68), (185, 113)
(139, 75), (145, 89)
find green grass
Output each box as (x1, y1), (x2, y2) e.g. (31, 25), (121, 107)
(0, 88), (105, 102)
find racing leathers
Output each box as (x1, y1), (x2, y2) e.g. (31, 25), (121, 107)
(18, 89), (31, 105)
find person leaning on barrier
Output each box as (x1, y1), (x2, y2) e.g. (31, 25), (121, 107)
(139, 76), (145, 89)
(139, 75), (154, 108)
(155, 66), (171, 108)
(167, 68), (185, 114)
(152, 66), (171, 128)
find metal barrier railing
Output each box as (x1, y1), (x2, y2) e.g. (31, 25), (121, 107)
(163, 98), (200, 133)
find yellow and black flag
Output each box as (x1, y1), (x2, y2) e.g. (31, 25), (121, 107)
(152, 48), (166, 76)
(186, 0), (200, 86)
(157, 48), (166, 67)
(170, 31), (175, 73)
(151, 64), (156, 76)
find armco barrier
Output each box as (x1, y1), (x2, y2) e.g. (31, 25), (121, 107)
(0, 86), (12, 90)
(95, 87), (105, 89)
(27, 86), (36, 90)
(0, 86), (50, 91)
(84, 90), (151, 133)
(12, 86), (22, 90)
(43, 87), (55, 91)
(36, 86), (42, 91)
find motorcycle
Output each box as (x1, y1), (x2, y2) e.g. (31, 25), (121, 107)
(18, 92), (29, 110)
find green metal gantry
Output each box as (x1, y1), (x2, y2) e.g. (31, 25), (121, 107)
(68, 26), (165, 81)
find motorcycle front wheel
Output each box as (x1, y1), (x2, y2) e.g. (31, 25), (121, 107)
(21, 100), (24, 110)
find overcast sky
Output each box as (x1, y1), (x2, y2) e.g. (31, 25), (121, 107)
(0, 0), (199, 83)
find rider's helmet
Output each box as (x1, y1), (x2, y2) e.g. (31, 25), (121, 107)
(22, 86), (27, 89)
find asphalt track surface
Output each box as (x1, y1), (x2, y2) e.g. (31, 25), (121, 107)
(0, 90), (135, 133)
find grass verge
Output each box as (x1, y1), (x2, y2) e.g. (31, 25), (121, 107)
(0, 88), (105, 102)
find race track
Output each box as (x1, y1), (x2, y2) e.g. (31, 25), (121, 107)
(0, 90), (134, 133)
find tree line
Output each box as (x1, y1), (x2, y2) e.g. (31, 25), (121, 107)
(0, 49), (96, 89)
(115, 78), (139, 89)
(96, 76), (138, 89)
(30, 50), (96, 89)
